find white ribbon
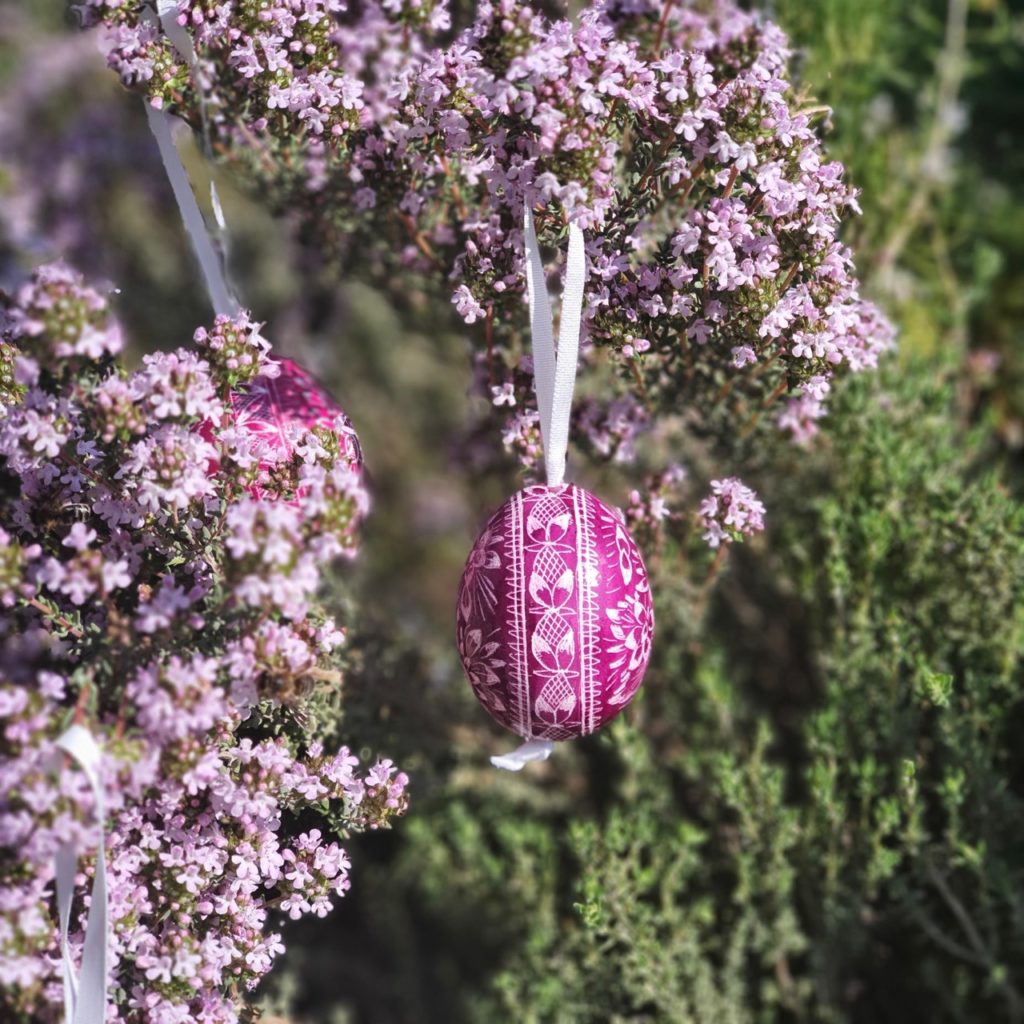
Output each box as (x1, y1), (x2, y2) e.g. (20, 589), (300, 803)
(490, 739), (555, 772)
(491, 206), (586, 773)
(144, 4), (239, 318)
(154, 0), (196, 63)
(54, 724), (108, 1024)
(523, 202), (587, 489)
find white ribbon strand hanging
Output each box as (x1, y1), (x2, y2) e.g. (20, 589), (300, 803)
(490, 203), (587, 772)
(522, 202), (587, 489)
(155, 0), (196, 63)
(54, 724), (109, 1024)
(144, 4), (239, 318)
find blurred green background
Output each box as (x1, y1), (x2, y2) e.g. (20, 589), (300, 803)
(2, 1), (1023, 1021)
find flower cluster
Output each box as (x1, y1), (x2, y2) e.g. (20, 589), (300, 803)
(3, 261), (122, 369)
(697, 476), (765, 549)
(0, 264), (406, 1024)
(192, 311), (273, 389)
(72, 0), (898, 553)
(80, 0), (894, 480)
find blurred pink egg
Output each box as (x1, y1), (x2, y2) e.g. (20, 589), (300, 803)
(229, 357), (362, 472)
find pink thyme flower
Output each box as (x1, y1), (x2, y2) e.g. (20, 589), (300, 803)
(698, 477), (766, 549)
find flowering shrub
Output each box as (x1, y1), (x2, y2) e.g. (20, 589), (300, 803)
(0, 3), (1007, 1022)
(80, 0), (894, 492)
(0, 264), (408, 1023)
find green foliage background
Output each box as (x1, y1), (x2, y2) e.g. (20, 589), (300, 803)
(2, 1), (1023, 1022)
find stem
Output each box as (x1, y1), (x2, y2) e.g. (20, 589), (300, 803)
(925, 860), (992, 970)
(645, 158), (703, 222)
(396, 212), (440, 268)
(25, 597), (83, 639)
(653, 0), (676, 57)
(748, 348), (783, 382)
(629, 359), (653, 411)
(225, 118), (279, 176)
(691, 544), (728, 621)
(714, 373), (738, 405)
(677, 166), (700, 206)
(874, 0), (968, 278)
(778, 262), (799, 294)
(440, 155), (468, 220)
(74, 678), (91, 725)
(738, 378), (789, 438)
(762, 378), (790, 408)
(58, 451), (104, 485)
(635, 135), (676, 196)
(485, 304), (496, 388)
(704, 544), (727, 587)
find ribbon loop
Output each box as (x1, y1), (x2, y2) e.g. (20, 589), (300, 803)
(54, 724), (109, 1024)
(522, 203), (587, 488)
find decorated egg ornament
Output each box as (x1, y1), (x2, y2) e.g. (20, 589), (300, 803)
(457, 205), (655, 770)
(457, 482), (654, 741)
(230, 357), (363, 473)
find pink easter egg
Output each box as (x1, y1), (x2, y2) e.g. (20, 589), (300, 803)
(456, 483), (654, 741)
(229, 357), (362, 472)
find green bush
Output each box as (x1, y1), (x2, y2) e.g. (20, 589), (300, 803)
(307, 358), (1022, 1024)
